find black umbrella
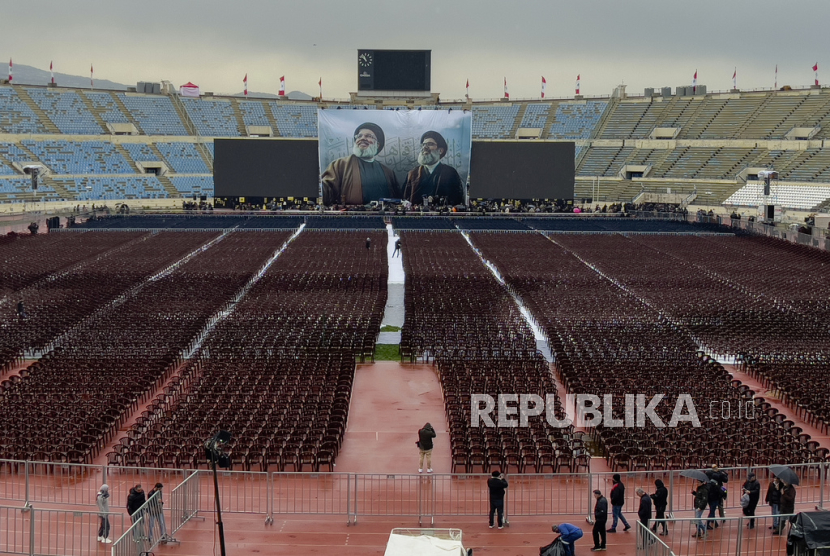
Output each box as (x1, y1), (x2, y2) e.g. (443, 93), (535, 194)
(680, 469), (709, 482)
(769, 465), (800, 485)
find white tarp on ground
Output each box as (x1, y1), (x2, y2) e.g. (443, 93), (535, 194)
(384, 533), (465, 556)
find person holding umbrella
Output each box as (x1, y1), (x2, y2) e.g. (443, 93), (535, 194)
(683, 470), (710, 539)
(769, 465), (799, 535)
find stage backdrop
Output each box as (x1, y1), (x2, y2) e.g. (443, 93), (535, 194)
(318, 110), (472, 204)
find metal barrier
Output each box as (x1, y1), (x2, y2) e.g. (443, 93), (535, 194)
(111, 515), (147, 556)
(637, 514), (796, 556)
(271, 472), (350, 524)
(0, 506), (125, 556)
(200, 469), (269, 516)
(169, 470), (200, 535)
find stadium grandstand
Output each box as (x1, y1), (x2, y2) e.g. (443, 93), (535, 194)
(2, 76), (830, 556)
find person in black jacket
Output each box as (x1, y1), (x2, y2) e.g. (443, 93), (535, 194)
(742, 473), (761, 528)
(591, 490), (607, 551)
(650, 479), (669, 535)
(417, 422), (436, 473)
(126, 485), (146, 540)
(766, 477), (782, 533)
(637, 488), (653, 533)
(778, 482), (796, 535)
(607, 474), (630, 532)
(706, 464), (729, 522)
(487, 471), (508, 529)
(706, 478), (722, 530)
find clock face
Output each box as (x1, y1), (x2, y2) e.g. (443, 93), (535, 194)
(359, 53), (373, 67)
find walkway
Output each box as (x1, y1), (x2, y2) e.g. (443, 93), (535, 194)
(335, 362), (450, 474)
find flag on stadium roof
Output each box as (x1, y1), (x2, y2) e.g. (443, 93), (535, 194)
(692, 69), (697, 93)
(279, 76), (286, 96)
(503, 77), (509, 99)
(318, 77), (322, 98)
(575, 74), (580, 95)
(775, 64), (778, 89)
(90, 64), (94, 89)
(541, 76), (546, 99)
(465, 78), (469, 99)
(8, 58), (11, 83)
(243, 74), (248, 97)
(50, 61), (54, 85)
(732, 68), (737, 90)
(813, 63), (819, 86)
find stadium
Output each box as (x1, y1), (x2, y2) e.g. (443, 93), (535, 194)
(1, 47), (830, 556)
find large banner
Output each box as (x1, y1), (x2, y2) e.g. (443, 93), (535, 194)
(318, 110), (472, 206)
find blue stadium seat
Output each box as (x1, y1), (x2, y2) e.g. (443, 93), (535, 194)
(271, 104), (318, 137)
(26, 89), (103, 135)
(182, 98), (240, 137)
(118, 94), (188, 135)
(549, 101), (607, 140)
(169, 176), (214, 197)
(0, 87), (48, 134)
(156, 142), (210, 173)
(22, 140), (135, 175)
(86, 92), (130, 124)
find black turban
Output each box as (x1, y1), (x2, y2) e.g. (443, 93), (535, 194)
(420, 131), (448, 157)
(354, 122), (385, 152)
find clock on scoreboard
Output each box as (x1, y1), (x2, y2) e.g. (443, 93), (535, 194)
(357, 50), (431, 92)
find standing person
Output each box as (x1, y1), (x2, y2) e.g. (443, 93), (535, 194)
(692, 480), (710, 539)
(366, 237), (371, 250)
(742, 473), (761, 529)
(549, 523), (583, 556)
(706, 478), (723, 530)
(487, 470), (508, 529)
(706, 464), (729, 522)
(321, 122), (401, 205)
(607, 474), (631, 533)
(96, 484), (112, 544)
(417, 422), (436, 473)
(777, 482), (796, 535)
(393, 238), (401, 257)
(766, 477), (782, 533)
(650, 479), (669, 536)
(147, 483), (168, 543)
(127, 484), (146, 540)
(16, 298), (26, 321)
(636, 488), (653, 534)
(590, 490), (608, 551)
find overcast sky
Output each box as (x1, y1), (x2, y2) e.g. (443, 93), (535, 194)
(2, 0), (826, 99)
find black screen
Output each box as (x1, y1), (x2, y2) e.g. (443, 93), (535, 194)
(214, 139), (320, 198)
(359, 50), (430, 91)
(469, 142), (575, 199)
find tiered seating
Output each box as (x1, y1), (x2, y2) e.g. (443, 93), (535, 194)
(156, 142), (210, 173)
(453, 218), (530, 231)
(239, 100), (269, 127)
(0, 231), (279, 464)
(117, 94), (188, 135)
(472, 106), (519, 138)
(169, 176), (214, 198)
(54, 176), (168, 200)
(121, 143), (158, 163)
(115, 231), (387, 470)
(26, 89), (102, 135)
(237, 216), (304, 229)
(472, 232), (813, 468)
(271, 104), (317, 137)
(22, 140), (134, 174)
(85, 92), (130, 124)
(549, 102), (606, 139)
(519, 104), (550, 129)
(724, 182), (830, 209)
(0, 178), (59, 201)
(391, 217), (456, 231)
(181, 98), (240, 137)
(599, 102), (652, 139)
(0, 87), (47, 134)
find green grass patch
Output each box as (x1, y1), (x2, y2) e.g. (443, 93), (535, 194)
(380, 325), (401, 332)
(374, 344), (401, 361)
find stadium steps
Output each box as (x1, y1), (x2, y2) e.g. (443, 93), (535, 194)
(15, 88), (60, 134)
(40, 174), (73, 200)
(155, 174), (180, 198)
(230, 99), (247, 136)
(510, 104), (528, 137)
(733, 92), (774, 138)
(110, 93), (143, 131)
(0, 151), (16, 173)
(675, 97), (716, 139)
(13, 141), (43, 166)
(724, 147), (764, 179)
(541, 102), (562, 139)
(169, 93), (200, 137)
(803, 93), (830, 134)
(588, 97), (619, 140)
(113, 143), (142, 173)
(262, 103), (282, 137)
(77, 91), (110, 132)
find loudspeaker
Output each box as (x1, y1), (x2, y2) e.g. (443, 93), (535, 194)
(763, 181), (770, 196)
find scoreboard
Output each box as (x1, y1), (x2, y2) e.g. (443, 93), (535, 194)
(357, 50), (431, 92)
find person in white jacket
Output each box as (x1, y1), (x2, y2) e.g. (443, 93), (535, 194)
(96, 484), (112, 543)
